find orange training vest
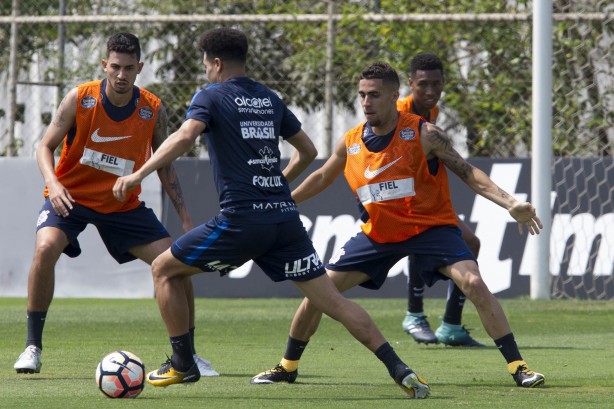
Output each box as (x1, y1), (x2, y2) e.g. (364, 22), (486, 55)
(344, 112), (457, 243)
(396, 94), (439, 124)
(45, 80), (160, 213)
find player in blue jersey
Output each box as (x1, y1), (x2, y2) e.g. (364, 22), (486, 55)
(112, 28), (430, 398)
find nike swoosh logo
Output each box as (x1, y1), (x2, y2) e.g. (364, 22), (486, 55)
(148, 373), (177, 381)
(91, 128), (131, 143)
(364, 157), (402, 179)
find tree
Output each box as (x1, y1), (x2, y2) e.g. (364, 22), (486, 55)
(2, 0), (611, 158)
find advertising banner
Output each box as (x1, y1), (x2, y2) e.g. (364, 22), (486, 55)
(163, 158), (612, 299)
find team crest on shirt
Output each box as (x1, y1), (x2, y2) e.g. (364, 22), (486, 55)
(347, 143), (361, 155)
(399, 128), (415, 140)
(138, 106), (154, 120)
(80, 96), (97, 109)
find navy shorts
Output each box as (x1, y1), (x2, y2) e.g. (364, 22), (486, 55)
(171, 213), (326, 282)
(36, 198), (170, 263)
(326, 225), (475, 290)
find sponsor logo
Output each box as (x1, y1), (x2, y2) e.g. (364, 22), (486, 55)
(90, 128), (131, 143)
(347, 143), (361, 155)
(37, 210), (50, 226)
(81, 96), (97, 109)
(240, 120), (276, 140)
(80, 147), (135, 176)
(247, 146), (278, 171)
(399, 128), (415, 140)
(205, 260), (238, 275)
(234, 96), (272, 108)
(356, 178), (414, 204)
(138, 106), (154, 120)
(364, 157), (402, 179)
(252, 175), (283, 188)
(284, 252), (323, 277)
(253, 201), (296, 212)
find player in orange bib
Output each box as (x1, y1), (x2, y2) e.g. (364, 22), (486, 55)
(253, 62), (545, 389)
(14, 33), (218, 378)
(397, 53), (484, 347)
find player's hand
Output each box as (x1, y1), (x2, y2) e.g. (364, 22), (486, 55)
(113, 174), (142, 202)
(47, 181), (74, 217)
(508, 202), (543, 235)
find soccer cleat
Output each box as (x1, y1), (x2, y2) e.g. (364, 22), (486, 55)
(395, 368), (430, 399)
(510, 362), (545, 388)
(194, 354), (219, 377)
(251, 364), (298, 384)
(14, 345), (42, 374)
(434, 318), (485, 347)
(146, 357), (200, 387)
(402, 312), (438, 344)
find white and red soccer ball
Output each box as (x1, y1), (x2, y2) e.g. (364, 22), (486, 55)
(95, 351), (145, 398)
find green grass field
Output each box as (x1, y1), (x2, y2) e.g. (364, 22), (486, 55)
(1, 297), (613, 408)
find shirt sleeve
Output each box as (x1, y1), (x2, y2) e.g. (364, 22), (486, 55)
(185, 88), (214, 128)
(279, 104), (302, 139)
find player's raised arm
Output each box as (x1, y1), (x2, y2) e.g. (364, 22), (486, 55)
(420, 122), (542, 235)
(113, 118), (204, 202)
(291, 136), (347, 204)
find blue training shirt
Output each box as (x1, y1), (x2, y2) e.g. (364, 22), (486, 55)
(186, 77), (302, 223)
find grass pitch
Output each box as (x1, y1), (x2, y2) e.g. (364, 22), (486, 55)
(1, 297), (612, 408)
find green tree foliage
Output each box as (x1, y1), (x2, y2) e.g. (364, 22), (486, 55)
(2, 0), (610, 157)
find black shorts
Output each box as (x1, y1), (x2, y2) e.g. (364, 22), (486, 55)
(327, 225), (475, 289)
(36, 198), (169, 263)
(171, 213), (326, 282)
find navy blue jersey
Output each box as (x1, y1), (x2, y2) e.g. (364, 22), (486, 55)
(186, 77), (302, 223)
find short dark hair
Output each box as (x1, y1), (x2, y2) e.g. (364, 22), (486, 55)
(410, 53), (444, 77)
(360, 62), (400, 89)
(198, 27), (248, 63)
(106, 32), (141, 61)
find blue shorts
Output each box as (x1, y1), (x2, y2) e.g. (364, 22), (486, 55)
(326, 225), (475, 290)
(36, 198), (170, 263)
(171, 213), (326, 282)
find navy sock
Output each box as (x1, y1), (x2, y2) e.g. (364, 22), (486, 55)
(407, 257), (425, 313)
(26, 311), (47, 350)
(442, 282), (466, 325)
(375, 342), (407, 380)
(283, 336), (309, 361)
(494, 333), (523, 363)
(170, 332), (195, 372)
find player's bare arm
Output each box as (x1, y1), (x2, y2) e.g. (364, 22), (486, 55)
(421, 122), (543, 235)
(37, 88), (79, 217)
(152, 103), (192, 232)
(113, 118), (204, 202)
(291, 136), (346, 204)
(282, 129), (317, 184)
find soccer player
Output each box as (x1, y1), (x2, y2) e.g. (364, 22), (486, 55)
(112, 28), (430, 399)
(13, 32), (218, 378)
(251, 62), (545, 389)
(398, 53), (483, 347)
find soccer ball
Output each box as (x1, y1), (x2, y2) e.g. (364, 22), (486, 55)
(95, 350), (145, 398)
